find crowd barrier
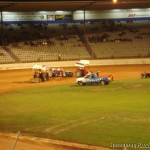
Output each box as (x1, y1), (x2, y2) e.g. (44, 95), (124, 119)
(0, 58), (150, 70)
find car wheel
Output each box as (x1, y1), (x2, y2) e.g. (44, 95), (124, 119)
(69, 72), (74, 77)
(78, 81), (83, 86)
(101, 80), (106, 85)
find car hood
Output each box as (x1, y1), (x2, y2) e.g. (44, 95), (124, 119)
(76, 77), (84, 81)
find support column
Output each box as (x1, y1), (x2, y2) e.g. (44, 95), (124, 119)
(83, 9), (86, 34)
(0, 9), (4, 30)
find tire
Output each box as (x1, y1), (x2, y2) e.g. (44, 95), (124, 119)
(78, 81), (83, 86)
(101, 80), (106, 85)
(66, 72), (73, 77)
(40, 73), (46, 82)
(69, 72), (74, 77)
(143, 74), (146, 78)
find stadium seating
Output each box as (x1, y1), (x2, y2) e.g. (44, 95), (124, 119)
(8, 35), (90, 62)
(0, 20), (150, 63)
(0, 47), (15, 63)
(85, 20), (150, 59)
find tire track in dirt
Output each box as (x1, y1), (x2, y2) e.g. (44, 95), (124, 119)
(44, 116), (105, 135)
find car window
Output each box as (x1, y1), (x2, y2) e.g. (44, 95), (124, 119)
(94, 74), (97, 78)
(91, 75), (95, 78)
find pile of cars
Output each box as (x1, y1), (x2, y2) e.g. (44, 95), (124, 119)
(31, 65), (74, 82)
(50, 68), (73, 77)
(31, 60), (113, 85)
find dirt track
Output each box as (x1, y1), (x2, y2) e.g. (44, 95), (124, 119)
(0, 64), (150, 150)
(1, 64), (150, 94)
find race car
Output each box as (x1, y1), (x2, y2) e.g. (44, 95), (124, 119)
(76, 73), (109, 85)
(75, 67), (88, 77)
(50, 68), (73, 77)
(141, 72), (150, 78)
(74, 60), (113, 81)
(32, 65), (73, 82)
(75, 60), (89, 77)
(32, 65), (51, 82)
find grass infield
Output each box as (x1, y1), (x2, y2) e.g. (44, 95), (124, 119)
(0, 78), (150, 148)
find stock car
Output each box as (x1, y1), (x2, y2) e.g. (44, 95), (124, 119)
(141, 72), (150, 78)
(51, 68), (73, 77)
(76, 73), (109, 85)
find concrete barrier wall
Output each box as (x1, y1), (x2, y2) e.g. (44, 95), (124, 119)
(0, 58), (150, 70)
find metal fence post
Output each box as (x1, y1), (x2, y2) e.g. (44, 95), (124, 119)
(11, 131), (21, 150)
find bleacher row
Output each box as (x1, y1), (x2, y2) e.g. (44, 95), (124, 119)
(0, 20), (150, 63)
(8, 37), (90, 63)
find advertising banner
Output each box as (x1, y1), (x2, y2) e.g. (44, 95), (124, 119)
(55, 14), (72, 20)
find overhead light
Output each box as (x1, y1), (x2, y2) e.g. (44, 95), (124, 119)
(113, 0), (117, 3)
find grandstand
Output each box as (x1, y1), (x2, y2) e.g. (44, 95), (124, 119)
(8, 35), (90, 62)
(0, 1), (150, 64)
(85, 20), (150, 59)
(0, 47), (15, 64)
(0, 1), (150, 150)
(0, 20), (150, 63)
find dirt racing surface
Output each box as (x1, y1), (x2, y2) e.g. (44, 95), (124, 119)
(0, 64), (150, 150)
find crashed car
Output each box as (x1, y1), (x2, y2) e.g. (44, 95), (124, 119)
(141, 72), (150, 78)
(75, 60), (89, 77)
(76, 73), (109, 85)
(50, 68), (73, 77)
(32, 65), (51, 82)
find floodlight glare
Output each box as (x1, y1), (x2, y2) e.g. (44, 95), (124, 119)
(113, 0), (117, 3)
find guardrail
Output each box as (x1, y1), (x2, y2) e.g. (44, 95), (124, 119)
(0, 58), (150, 70)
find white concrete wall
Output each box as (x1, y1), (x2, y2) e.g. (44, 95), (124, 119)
(2, 8), (150, 22)
(0, 58), (150, 70)
(73, 9), (150, 20)
(3, 11), (71, 21)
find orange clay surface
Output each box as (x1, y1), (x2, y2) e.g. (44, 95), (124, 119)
(0, 64), (150, 150)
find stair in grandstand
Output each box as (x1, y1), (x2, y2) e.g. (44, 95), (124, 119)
(1, 46), (21, 63)
(78, 34), (97, 59)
